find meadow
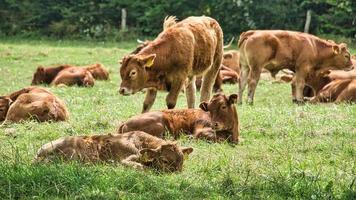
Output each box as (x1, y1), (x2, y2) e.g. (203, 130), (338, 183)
(0, 38), (355, 199)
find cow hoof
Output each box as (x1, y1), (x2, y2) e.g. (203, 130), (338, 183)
(294, 100), (305, 105)
(167, 103), (176, 109)
(247, 101), (254, 106)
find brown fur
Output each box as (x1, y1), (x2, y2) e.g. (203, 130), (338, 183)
(51, 67), (95, 87)
(118, 93), (239, 143)
(310, 79), (356, 103)
(35, 131), (193, 172)
(0, 87), (69, 123)
(85, 63), (109, 80)
(31, 64), (72, 85)
(119, 16), (223, 113)
(238, 30), (353, 104)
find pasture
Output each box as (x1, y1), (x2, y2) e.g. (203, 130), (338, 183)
(0, 39), (355, 199)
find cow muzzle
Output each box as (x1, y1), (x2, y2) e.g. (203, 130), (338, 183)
(118, 87), (132, 96)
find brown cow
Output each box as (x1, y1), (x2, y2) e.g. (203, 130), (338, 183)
(85, 63), (109, 80)
(238, 30), (353, 104)
(119, 16), (223, 113)
(51, 67), (95, 87)
(309, 79), (356, 103)
(118, 93), (240, 143)
(31, 65), (72, 85)
(35, 131), (193, 172)
(195, 50), (240, 92)
(0, 87), (68, 123)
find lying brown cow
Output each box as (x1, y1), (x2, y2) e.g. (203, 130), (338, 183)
(238, 30), (353, 104)
(310, 79), (356, 103)
(31, 65), (72, 85)
(51, 66), (95, 87)
(0, 87), (68, 123)
(119, 16), (223, 113)
(118, 93), (240, 143)
(35, 131), (193, 172)
(195, 50), (240, 92)
(85, 63), (109, 80)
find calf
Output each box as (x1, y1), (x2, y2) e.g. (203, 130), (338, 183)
(0, 87), (69, 123)
(119, 16), (223, 113)
(85, 63), (109, 80)
(51, 67), (95, 87)
(31, 64), (72, 85)
(35, 131), (193, 172)
(118, 93), (240, 143)
(310, 79), (356, 103)
(238, 30), (353, 104)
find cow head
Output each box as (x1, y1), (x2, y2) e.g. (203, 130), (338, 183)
(119, 54), (156, 95)
(140, 142), (193, 172)
(323, 43), (353, 70)
(32, 66), (46, 85)
(0, 97), (11, 121)
(199, 93), (239, 143)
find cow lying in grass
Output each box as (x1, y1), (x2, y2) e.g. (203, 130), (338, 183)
(35, 131), (193, 172)
(118, 93), (240, 143)
(51, 66), (95, 87)
(31, 63), (109, 87)
(0, 87), (68, 123)
(309, 79), (356, 103)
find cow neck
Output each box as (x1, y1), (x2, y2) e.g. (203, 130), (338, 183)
(314, 39), (335, 64)
(138, 39), (169, 71)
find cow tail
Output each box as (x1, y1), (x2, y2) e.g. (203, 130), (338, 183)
(163, 16), (177, 30)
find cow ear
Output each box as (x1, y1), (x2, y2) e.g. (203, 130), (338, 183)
(223, 53), (233, 59)
(228, 94), (238, 104)
(181, 147), (193, 155)
(140, 148), (159, 162)
(199, 102), (209, 111)
(142, 54), (156, 68)
(332, 45), (342, 55)
(37, 66), (44, 72)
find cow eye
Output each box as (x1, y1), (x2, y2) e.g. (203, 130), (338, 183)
(129, 70), (137, 78)
(344, 54), (350, 59)
(221, 105), (227, 109)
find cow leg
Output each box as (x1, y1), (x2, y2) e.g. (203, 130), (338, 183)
(166, 79), (184, 109)
(294, 72), (306, 104)
(185, 76), (196, 108)
(246, 67), (262, 105)
(142, 88), (157, 113)
(238, 66), (249, 104)
(121, 155), (145, 170)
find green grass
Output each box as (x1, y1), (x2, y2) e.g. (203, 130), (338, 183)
(0, 38), (355, 200)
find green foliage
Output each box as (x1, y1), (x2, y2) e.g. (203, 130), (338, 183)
(0, 0), (355, 40)
(0, 39), (355, 199)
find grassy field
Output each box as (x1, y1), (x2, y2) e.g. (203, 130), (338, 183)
(0, 38), (355, 200)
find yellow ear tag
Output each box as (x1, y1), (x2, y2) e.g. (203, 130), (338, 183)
(145, 58), (154, 68)
(141, 153), (150, 162)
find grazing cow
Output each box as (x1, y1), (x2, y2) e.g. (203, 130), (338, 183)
(0, 87), (68, 123)
(85, 63), (109, 80)
(238, 30), (353, 104)
(221, 50), (240, 83)
(35, 131), (193, 172)
(309, 79), (356, 103)
(119, 16), (223, 113)
(51, 67), (95, 87)
(32, 65), (72, 85)
(118, 93), (240, 143)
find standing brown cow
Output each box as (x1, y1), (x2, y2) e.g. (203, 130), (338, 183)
(119, 16), (223, 113)
(238, 30), (353, 104)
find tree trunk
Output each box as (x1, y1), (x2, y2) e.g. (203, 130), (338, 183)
(304, 9), (312, 33)
(121, 8), (127, 31)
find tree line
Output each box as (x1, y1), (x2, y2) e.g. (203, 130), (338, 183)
(0, 0), (355, 40)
